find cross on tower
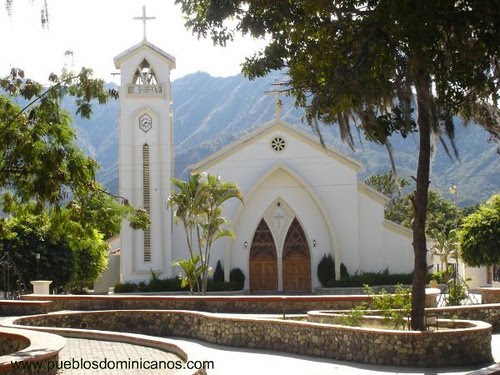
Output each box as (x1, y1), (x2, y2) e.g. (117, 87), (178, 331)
(265, 80), (283, 122)
(133, 5), (156, 41)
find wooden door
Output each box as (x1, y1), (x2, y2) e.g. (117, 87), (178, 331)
(249, 219), (278, 293)
(282, 218), (311, 292)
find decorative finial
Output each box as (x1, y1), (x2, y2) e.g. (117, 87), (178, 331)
(265, 80), (283, 122)
(133, 5), (156, 41)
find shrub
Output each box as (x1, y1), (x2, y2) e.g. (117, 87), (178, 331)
(340, 263), (349, 280)
(114, 282), (138, 293)
(338, 305), (367, 327)
(429, 269), (449, 284)
(207, 279), (240, 291)
(317, 254), (335, 287)
(364, 284), (411, 330)
(446, 279), (468, 306)
(328, 268), (413, 287)
(213, 260), (224, 283)
(114, 275), (240, 293)
(229, 268), (245, 290)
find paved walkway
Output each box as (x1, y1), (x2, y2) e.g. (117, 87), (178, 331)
(59, 338), (181, 374)
(56, 333), (500, 375)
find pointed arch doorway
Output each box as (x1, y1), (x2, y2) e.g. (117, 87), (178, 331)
(249, 219), (278, 292)
(249, 217), (311, 293)
(282, 218), (311, 292)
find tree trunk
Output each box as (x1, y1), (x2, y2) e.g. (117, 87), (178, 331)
(411, 70), (432, 331)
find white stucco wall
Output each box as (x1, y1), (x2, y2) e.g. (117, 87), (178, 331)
(116, 43), (174, 282)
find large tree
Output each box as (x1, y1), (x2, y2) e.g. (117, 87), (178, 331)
(0, 68), (149, 293)
(176, 0), (500, 329)
(460, 194), (500, 267)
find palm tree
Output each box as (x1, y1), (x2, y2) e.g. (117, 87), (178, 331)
(168, 174), (204, 260)
(430, 228), (459, 282)
(169, 173), (243, 294)
(172, 255), (203, 295)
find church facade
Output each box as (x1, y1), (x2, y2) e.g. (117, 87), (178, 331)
(110, 34), (416, 293)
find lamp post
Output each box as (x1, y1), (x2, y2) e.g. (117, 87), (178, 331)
(35, 253), (40, 280)
(448, 184), (458, 209)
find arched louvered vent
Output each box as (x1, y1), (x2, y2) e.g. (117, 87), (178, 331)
(143, 143), (151, 262)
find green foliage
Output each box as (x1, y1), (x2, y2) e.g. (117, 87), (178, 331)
(168, 172), (243, 294)
(68, 229), (108, 291)
(338, 305), (368, 327)
(0, 68), (109, 207)
(429, 269), (449, 284)
(328, 269), (413, 288)
(430, 228), (459, 281)
(460, 194), (500, 267)
(206, 279), (241, 292)
(365, 284), (412, 330)
(0, 203), (111, 292)
(0, 69), (149, 293)
(229, 268), (245, 290)
(364, 172), (409, 202)
(384, 188), (462, 236)
(340, 263), (349, 280)
(445, 279), (468, 306)
(213, 260), (224, 283)
(367, 173), (463, 237)
(172, 255), (204, 294)
(147, 274), (184, 292)
(0, 212), (74, 291)
(317, 253), (335, 287)
(114, 282), (138, 293)
(113, 276), (241, 293)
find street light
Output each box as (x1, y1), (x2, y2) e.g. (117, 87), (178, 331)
(448, 184), (457, 202)
(35, 253), (40, 280)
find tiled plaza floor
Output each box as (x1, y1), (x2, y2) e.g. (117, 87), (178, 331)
(55, 333), (500, 375)
(58, 338), (182, 374)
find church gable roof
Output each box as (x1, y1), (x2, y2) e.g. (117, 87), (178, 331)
(114, 40), (176, 70)
(190, 119), (363, 173)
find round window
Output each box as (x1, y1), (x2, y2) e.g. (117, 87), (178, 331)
(271, 136), (286, 152)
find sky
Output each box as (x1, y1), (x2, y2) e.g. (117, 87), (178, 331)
(0, 0), (266, 84)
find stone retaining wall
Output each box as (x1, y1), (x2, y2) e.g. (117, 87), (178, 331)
(0, 327), (65, 374)
(0, 300), (53, 316)
(19, 290), (438, 314)
(480, 288), (500, 304)
(14, 310), (492, 368)
(427, 303), (500, 331)
(0, 331), (29, 356)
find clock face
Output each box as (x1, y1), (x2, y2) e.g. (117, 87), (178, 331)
(139, 114), (152, 132)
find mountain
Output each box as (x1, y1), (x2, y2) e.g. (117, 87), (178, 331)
(71, 72), (499, 206)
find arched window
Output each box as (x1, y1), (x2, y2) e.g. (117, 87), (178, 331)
(128, 59), (162, 94)
(133, 59), (158, 85)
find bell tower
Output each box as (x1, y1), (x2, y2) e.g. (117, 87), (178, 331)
(114, 7), (175, 282)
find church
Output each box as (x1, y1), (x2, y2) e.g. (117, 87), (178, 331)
(100, 9), (416, 294)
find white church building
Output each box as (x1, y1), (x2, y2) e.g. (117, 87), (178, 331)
(98, 10), (417, 294)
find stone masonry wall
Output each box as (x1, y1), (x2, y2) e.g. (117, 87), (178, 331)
(19, 292), (437, 314)
(0, 333), (29, 356)
(480, 288), (500, 304)
(16, 310), (492, 368)
(427, 304), (500, 331)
